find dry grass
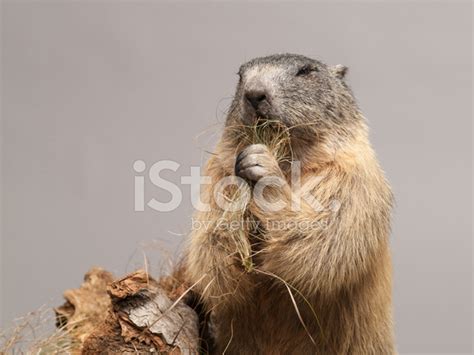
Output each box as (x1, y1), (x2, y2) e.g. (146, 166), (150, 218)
(212, 120), (327, 346)
(215, 120), (293, 272)
(230, 119), (293, 163)
(0, 306), (81, 354)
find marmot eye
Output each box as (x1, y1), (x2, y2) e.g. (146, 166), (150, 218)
(296, 65), (318, 76)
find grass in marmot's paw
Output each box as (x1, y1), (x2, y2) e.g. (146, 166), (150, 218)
(219, 120), (292, 272)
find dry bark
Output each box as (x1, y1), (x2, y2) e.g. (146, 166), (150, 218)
(55, 268), (200, 354)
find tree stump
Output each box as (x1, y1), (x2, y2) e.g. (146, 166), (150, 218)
(55, 268), (200, 354)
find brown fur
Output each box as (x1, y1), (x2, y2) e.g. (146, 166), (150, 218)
(185, 54), (394, 354)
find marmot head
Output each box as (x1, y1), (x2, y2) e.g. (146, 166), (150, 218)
(227, 54), (363, 144)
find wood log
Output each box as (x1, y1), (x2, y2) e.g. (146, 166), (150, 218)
(55, 268), (200, 354)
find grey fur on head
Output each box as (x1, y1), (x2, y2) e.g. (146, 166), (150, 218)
(227, 54), (360, 140)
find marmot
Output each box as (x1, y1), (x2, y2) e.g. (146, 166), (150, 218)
(186, 54), (394, 354)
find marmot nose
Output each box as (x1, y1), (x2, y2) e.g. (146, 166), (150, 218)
(245, 90), (268, 111)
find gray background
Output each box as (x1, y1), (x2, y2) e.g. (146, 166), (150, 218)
(1, 1), (472, 353)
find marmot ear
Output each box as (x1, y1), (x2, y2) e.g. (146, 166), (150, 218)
(331, 64), (348, 79)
